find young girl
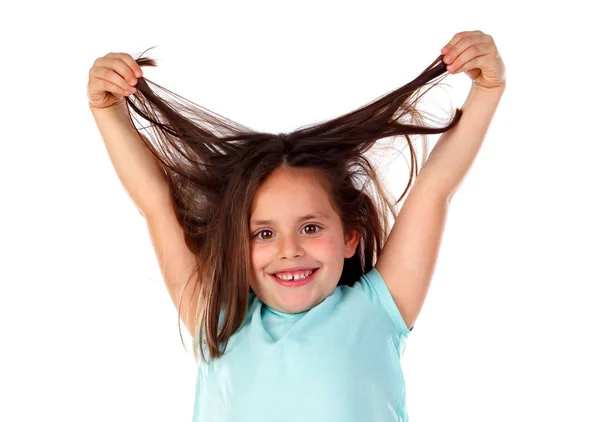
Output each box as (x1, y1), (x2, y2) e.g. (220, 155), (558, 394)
(88, 30), (505, 421)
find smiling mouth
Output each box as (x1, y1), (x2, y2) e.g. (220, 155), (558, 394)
(271, 268), (317, 279)
(269, 268), (319, 287)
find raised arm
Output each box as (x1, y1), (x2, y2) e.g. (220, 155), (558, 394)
(89, 101), (170, 216)
(376, 31), (506, 330)
(89, 100), (200, 339)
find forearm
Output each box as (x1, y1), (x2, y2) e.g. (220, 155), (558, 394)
(90, 101), (170, 217)
(415, 84), (505, 201)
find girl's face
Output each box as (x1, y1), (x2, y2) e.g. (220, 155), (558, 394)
(249, 166), (359, 314)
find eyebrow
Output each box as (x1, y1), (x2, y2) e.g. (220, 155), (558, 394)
(250, 213), (329, 226)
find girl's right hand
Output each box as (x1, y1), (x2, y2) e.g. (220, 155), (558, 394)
(87, 52), (144, 109)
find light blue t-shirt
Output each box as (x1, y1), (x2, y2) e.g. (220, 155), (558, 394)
(192, 267), (412, 422)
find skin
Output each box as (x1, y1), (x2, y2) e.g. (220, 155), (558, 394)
(249, 166), (360, 314)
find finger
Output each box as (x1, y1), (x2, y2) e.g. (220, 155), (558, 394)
(89, 66), (136, 97)
(96, 54), (140, 88)
(114, 52), (144, 79)
(446, 42), (492, 73)
(443, 33), (488, 65)
(93, 80), (131, 99)
(450, 54), (487, 75)
(441, 30), (484, 55)
(106, 55), (141, 87)
(440, 31), (471, 54)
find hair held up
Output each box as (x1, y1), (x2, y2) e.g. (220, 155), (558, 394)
(120, 47), (462, 362)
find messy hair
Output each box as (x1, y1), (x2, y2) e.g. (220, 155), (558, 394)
(121, 47), (462, 362)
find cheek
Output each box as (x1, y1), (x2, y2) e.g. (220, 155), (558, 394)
(310, 235), (343, 259)
(250, 243), (271, 272)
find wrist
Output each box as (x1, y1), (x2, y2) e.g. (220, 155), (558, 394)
(471, 82), (506, 95)
(88, 97), (126, 110)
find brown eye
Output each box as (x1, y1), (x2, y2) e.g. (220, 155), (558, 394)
(303, 224), (321, 235)
(256, 230), (273, 240)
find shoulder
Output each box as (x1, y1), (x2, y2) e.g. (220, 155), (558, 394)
(342, 267), (412, 336)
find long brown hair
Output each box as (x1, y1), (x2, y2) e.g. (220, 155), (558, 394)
(121, 47), (462, 362)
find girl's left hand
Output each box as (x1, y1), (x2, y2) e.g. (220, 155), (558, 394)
(441, 30), (506, 91)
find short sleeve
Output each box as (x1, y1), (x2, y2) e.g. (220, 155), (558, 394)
(354, 266), (411, 337)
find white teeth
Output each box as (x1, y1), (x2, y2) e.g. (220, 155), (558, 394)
(274, 269), (314, 281)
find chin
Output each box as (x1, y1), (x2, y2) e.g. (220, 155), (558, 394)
(252, 270), (335, 314)
(261, 289), (320, 314)
(275, 288), (333, 314)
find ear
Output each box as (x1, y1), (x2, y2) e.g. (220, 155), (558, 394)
(344, 229), (360, 259)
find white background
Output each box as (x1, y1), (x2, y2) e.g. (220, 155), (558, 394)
(1, 1), (599, 421)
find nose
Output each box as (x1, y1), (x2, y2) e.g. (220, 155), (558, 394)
(278, 233), (305, 260)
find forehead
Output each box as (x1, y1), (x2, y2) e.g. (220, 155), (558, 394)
(250, 167), (333, 222)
